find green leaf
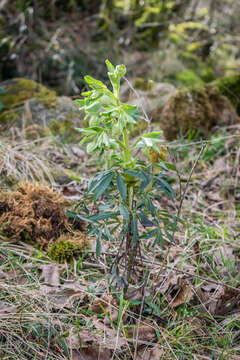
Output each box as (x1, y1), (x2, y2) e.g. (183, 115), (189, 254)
(156, 177), (176, 198)
(84, 75), (107, 90)
(153, 231), (164, 248)
(105, 59), (115, 73)
(89, 211), (119, 221)
(147, 197), (156, 217)
(93, 172), (114, 200)
(123, 169), (146, 180)
(104, 225), (114, 242)
(66, 210), (94, 223)
(142, 131), (163, 139)
(138, 211), (154, 228)
(0, 86), (5, 95)
(96, 229), (102, 257)
(116, 173), (127, 201)
(132, 215), (138, 243)
(120, 204), (129, 222)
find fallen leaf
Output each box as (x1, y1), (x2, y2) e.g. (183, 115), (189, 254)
(137, 346), (164, 359)
(41, 263), (60, 286)
(71, 346), (111, 360)
(171, 281), (194, 308)
(90, 294), (114, 314)
(125, 324), (156, 344)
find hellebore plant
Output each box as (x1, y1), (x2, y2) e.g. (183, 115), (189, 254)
(68, 60), (178, 292)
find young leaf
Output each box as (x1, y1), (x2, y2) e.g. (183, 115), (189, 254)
(116, 172), (127, 201)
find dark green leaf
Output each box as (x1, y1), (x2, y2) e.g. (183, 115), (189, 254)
(120, 204), (129, 222)
(93, 172), (114, 200)
(96, 229), (102, 257)
(116, 172), (127, 201)
(141, 228), (158, 239)
(89, 211), (119, 221)
(153, 231), (164, 248)
(138, 211), (154, 228)
(147, 197), (155, 217)
(104, 225), (114, 242)
(155, 177), (176, 197)
(123, 169), (146, 180)
(66, 210), (94, 223)
(132, 215), (138, 243)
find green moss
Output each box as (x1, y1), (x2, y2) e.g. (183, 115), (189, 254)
(175, 69), (204, 87)
(47, 234), (89, 263)
(49, 114), (80, 142)
(134, 77), (155, 91)
(0, 78), (57, 118)
(160, 83), (237, 140)
(213, 74), (240, 114)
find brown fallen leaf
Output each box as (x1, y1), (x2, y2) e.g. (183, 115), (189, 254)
(171, 281), (194, 308)
(90, 294), (114, 314)
(71, 346), (111, 360)
(41, 263), (60, 286)
(137, 346), (164, 360)
(65, 328), (93, 349)
(125, 324), (156, 344)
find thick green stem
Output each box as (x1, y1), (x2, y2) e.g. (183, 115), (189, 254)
(123, 128), (132, 165)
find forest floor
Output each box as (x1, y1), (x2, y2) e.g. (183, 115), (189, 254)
(0, 124), (240, 360)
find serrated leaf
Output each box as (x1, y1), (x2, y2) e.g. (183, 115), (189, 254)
(156, 177), (176, 197)
(116, 173), (127, 201)
(93, 172), (114, 200)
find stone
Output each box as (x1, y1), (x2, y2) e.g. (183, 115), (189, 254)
(160, 84), (240, 141)
(0, 78), (83, 141)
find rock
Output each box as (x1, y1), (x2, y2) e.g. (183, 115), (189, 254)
(160, 84), (240, 141)
(120, 78), (177, 136)
(0, 78), (83, 141)
(213, 73), (240, 115)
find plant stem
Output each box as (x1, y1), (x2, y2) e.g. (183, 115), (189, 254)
(123, 129), (132, 165)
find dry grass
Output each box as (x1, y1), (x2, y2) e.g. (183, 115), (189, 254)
(0, 125), (240, 359)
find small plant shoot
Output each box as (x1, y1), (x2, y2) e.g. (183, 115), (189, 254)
(71, 60), (179, 292)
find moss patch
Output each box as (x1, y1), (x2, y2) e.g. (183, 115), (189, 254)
(160, 84), (240, 140)
(0, 78), (57, 125)
(47, 232), (90, 263)
(213, 73), (240, 114)
(49, 114), (81, 142)
(0, 182), (88, 261)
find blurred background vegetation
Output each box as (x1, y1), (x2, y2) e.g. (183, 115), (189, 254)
(0, 0), (239, 95)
